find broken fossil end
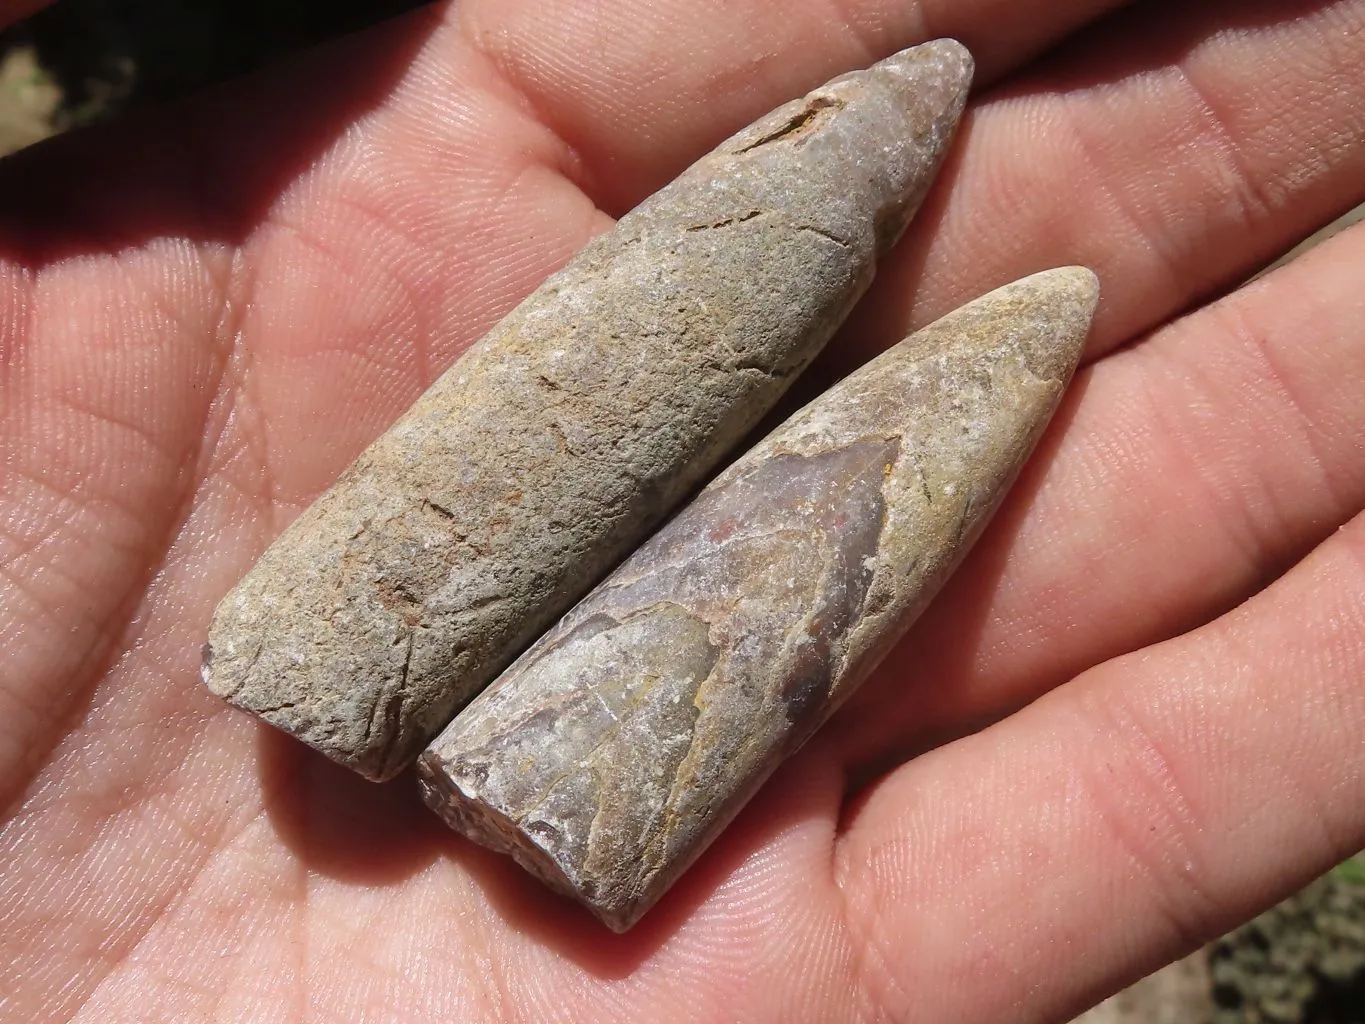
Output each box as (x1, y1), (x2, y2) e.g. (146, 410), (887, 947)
(416, 746), (650, 933)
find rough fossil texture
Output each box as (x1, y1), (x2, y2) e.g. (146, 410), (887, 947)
(418, 268), (1101, 931)
(203, 40), (974, 780)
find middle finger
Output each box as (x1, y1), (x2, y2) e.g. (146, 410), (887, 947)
(833, 217), (1365, 776)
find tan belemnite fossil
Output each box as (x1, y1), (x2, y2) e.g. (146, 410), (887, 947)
(204, 41), (976, 781)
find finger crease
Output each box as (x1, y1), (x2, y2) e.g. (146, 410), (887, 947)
(1071, 685), (1228, 955)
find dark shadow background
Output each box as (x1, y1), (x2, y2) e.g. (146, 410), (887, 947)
(0, 0), (429, 135)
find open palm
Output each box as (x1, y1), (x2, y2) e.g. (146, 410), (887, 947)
(3, 0), (1364, 1020)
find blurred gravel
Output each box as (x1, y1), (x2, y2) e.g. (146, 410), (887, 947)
(0, 0), (426, 152)
(1210, 861), (1365, 1024)
(1080, 860), (1365, 1024)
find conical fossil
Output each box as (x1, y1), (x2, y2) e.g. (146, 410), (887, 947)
(204, 40), (975, 780)
(418, 268), (1101, 932)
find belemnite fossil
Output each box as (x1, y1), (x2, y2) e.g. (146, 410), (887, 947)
(417, 268), (1100, 931)
(203, 40), (976, 781)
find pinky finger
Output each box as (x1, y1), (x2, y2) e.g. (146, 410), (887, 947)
(832, 512), (1365, 1024)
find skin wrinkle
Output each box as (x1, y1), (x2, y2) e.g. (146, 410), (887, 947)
(73, 787), (262, 1014)
(1264, 723), (1343, 866)
(254, 222), (400, 393)
(2, 598), (141, 818)
(1152, 262), (1357, 578)
(1068, 685), (1225, 956)
(834, 847), (915, 1024)
(33, 661), (243, 824)
(47, 753), (248, 1010)
(45, 390), (180, 474)
(80, 770), (219, 877)
(1053, 98), (1190, 310)
(10, 798), (249, 1016)
(1118, 345), (1282, 596)
(1189, 347), (1334, 583)
(220, 282), (280, 526)
(276, 181), (461, 306)
(1234, 536), (1365, 857)
(0, 472), (121, 584)
(1167, 60), (1277, 226)
(293, 217), (430, 390)
(112, 814), (293, 1020)
(1213, 298), (1342, 510)
(10, 337), (226, 838)
(454, 15), (600, 202)
(28, 709), (201, 837)
(197, 255), (280, 516)
(4, 438), (143, 525)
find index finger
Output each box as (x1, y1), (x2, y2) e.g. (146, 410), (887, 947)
(458, 0), (1126, 213)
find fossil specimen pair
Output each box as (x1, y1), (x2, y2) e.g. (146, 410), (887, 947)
(204, 39), (1098, 930)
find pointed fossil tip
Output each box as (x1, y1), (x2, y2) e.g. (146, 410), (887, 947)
(844, 39), (974, 255)
(978, 266), (1101, 384)
(875, 38), (975, 89)
(1031, 265), (1101, 312)
(896, 267), (1101, 393)
(1023, 265), (1102, 344)
(868, 39), (974, 136)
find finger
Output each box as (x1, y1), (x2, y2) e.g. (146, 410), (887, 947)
(175, 0), (1365, 504)
(833, 511), (1365, 1024)
(456, 0), (1125, 211)
(828, 0), (1365, 377)
(836, 217), (1365, 772)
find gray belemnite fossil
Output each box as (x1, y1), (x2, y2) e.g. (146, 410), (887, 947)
(417, 268), (1101, 931)
(203, 41), (975, 780)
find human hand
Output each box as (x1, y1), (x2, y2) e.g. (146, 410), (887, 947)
(2, 1), (1363, 1021)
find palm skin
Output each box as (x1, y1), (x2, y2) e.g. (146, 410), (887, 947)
(2, 0), (1364, 1020)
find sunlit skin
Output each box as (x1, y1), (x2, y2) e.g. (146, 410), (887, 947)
(2, 0), (1364, 1020)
